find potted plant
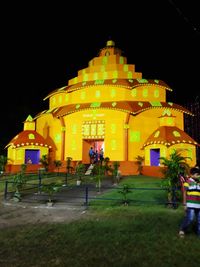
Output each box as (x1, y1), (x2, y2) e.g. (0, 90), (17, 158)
(42, 182), (61, 206)
(75, 162), (85, 185)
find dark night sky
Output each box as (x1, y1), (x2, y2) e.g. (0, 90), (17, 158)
(1, 0), (200, 154)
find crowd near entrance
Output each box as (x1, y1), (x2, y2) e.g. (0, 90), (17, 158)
(82, 139), (104, 164)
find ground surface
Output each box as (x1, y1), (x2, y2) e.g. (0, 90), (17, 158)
(0, 179), (113, 228)
(0, 198), (89, 229)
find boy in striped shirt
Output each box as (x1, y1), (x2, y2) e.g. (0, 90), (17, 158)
(179, 167), (200, 238)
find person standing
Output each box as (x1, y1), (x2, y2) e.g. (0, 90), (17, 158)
(89, 147), (94, 164)
(178, 167), (200, 238)
(99, 148), (104, 165)
(94, 150), (99, 164)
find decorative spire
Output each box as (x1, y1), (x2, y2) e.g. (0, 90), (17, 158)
(106, 40), (115, 47)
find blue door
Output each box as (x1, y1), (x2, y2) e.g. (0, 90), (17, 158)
(25, 149), (40, 164)
(150, 149), (160, 166)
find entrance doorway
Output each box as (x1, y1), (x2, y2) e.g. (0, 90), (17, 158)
(25, 149), (40, 164)
(82, 139), (104, 164)
(150, 148), (160, 166)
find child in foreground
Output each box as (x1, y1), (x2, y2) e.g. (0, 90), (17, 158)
(178, 167), (200, 238)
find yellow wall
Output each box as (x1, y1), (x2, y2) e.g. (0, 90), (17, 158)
(35, 104), (186, 165)
(36, 113), (63, 160)
(60, 109), (127, 161)
(48, 85), (167, 110)
(7, 145), (48, 165)
(144, 142), (196, 167)
(127, 108), (184, 161)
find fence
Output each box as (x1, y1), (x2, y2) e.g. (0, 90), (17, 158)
(3, 178), (181, 208)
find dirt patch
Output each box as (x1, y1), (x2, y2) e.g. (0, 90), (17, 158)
(0, 199), (89, 229)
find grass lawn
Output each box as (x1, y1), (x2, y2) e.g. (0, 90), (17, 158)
(0, 175), (200, 267)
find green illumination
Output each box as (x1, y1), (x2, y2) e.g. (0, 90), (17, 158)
(95, 90), (101, 98)
(76, 104), (80, 109)
(162, 109), (171, 116)
(168, 102), (173, 106)
(93, 72), (98, 80)
(98, 124), (104, 135)
(131, 89), (137, 97)
(72, 125), (77, 134)
(90, 102), (101, 108)
(112, 102), (117, 107)
(167, 118), (173, 125)
(91, 124), (97, 135)
(142, 88), (148, 98)
(111, 89), (116, 98)
(119, 57), (124, 64)
(94, 80), (104, 85)
(138, 102), (143, 107)
(137, 79), (148, 83)
(102, 57), (108, 65)
(150, 101), (162, 107)
(83, 124), (90, 136)
(83, 74), (88, 81)
(101, 66), (105, 71)
(188, 148), (192, 159)
(80, 91), (86, 100)
(65, 94), (69, 102)
(154, 79), (159, 84)
(130, 131), (140, 142)
(26, 115), (33, 122)
(111, 139), (117, 150)
(154, 131), (160, 138)
(173, 131), (181, 137)
(123, 65), (128, 71)
(28, 134), (35, 140)
(103, 72), (108, 79)
(113, 71), (118, 79)
(112, 79), (117, 83)
(55, 134), (61, 143)
(154, 89), (159, 98)
(127, 72), (132, 79)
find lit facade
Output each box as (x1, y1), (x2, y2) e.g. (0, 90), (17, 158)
(6, 40), (199, 174)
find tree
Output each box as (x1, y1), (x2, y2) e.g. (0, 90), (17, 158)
(53, 160), (62, 175)
(39, 155), (49, 171)
(112, 161), (120, 184)
(159, 149), (191, 207)
(118, 184), (131, 206)
(12, 164), (27, 202)
(93, 162), (106, 192)
(135, 155), (144, 175)
(66, 157), (73, 174)
(0, 155), (8, 173)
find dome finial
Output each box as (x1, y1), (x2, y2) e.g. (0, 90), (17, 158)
(106, 39), (115, 47)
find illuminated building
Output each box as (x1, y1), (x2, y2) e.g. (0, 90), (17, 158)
(6, 40), (199, 175)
